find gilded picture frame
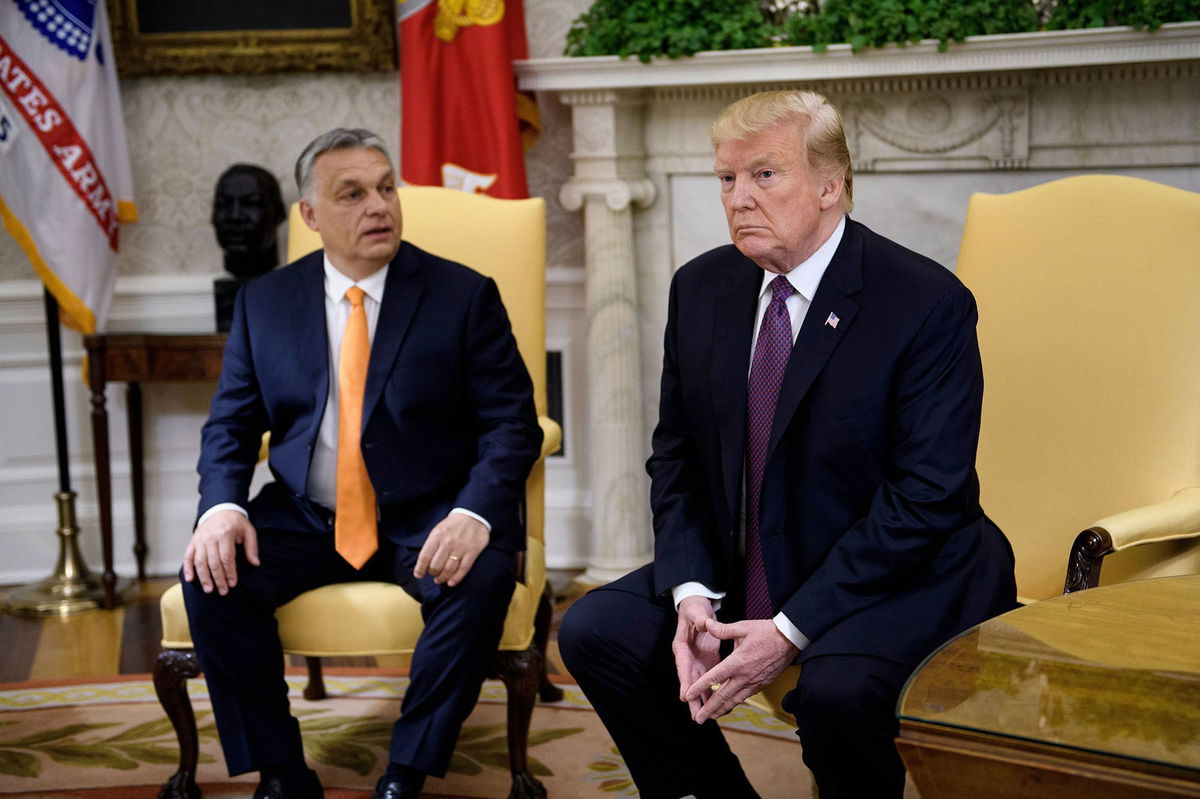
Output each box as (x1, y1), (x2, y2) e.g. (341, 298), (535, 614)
(107, 0), (396, 77)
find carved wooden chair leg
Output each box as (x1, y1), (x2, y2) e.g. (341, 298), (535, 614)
(534, 584), (563, 703)
(153, 649), (203, 799)
(302, 656), (327, 700)
(495, 647), (547, 799)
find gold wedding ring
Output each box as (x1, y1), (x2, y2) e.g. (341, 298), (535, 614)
(448, 554), (460, 561)
(710, 683), (721, 691)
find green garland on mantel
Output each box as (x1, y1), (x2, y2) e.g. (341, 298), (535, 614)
(564, 0), (1200, 62)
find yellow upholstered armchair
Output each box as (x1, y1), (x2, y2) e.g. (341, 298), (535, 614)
(956, 175), (1200, 601)
(155, 187), (562, 799)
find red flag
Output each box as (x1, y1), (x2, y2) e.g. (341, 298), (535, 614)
(398, 0), (539, 199)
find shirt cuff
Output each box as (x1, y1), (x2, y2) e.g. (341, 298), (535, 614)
(196, 502), (248, 530)
(450, 507), (491, 532)
(772, 612), (812, 651)
(671, 581), (725, 612)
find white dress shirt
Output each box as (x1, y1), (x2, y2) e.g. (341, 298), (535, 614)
(197, 255), (489, 532)
(672, 215), (847, 651)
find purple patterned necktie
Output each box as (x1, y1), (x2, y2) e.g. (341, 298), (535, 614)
(744, 275), (795, 619)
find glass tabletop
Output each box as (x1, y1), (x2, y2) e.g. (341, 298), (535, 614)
(898, 575), (1200, 772)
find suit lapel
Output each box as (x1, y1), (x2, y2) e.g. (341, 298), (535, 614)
(362, 244), (423, 429)
(765, 221), (864, 464)
(711, 255), (763, 523)
(292, 254), (331, 445)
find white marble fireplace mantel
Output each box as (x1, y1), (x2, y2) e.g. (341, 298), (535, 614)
(516, 24), (1200, 583)
(518, 22), (1200, 89)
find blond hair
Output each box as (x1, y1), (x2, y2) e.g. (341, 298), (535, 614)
(710, 90), (854, 213)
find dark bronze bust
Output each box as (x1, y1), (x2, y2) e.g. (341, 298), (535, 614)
(211, 164), (286, 331)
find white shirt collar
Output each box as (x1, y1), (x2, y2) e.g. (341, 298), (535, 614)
(757, 215), (846, 302)
(323, 254), (388, 305)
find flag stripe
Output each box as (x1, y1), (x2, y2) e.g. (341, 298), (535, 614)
(0, 33), (119, 251)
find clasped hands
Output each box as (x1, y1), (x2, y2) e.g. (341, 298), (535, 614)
(184, 509), (488, 595)
(673, 595), (800, 724)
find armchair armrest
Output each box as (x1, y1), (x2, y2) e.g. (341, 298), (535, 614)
(538, 416), (562, 461)
(1064, 486), (1200, 593)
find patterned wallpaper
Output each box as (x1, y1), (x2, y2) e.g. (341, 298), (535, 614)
(0, 0), (588, 281)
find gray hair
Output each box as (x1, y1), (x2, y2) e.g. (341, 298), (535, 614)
(294, 128), (393, 201)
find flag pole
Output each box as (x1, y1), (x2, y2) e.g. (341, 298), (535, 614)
(4, 290), (134, 617)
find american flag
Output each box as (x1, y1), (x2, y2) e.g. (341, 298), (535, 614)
(825, 312), (840, 329)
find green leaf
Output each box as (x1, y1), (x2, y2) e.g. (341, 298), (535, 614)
(303, 738), (376, 776)
(298, 715), (364, 732)
(470, 750), (512, 771)
(0, 749), (40, 778)
(4, 723), (115, 747)
(527, 754), (552, 777)
(447, 752), (483, 776)
(40, 744), (139, 770)
(526, 726), (584, 747)
(330, 720), (392, 738)
(113, 743), (184, 765)
(104, 717), (176, 743)
(600, 778), (635, 792)
(456, 724), (506, 743)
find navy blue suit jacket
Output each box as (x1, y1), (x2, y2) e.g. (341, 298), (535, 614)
(648, 219), (1016, 666)
(197, 243), (542, 554)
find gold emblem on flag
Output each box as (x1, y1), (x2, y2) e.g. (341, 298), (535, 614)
(435, 0), (505, 42)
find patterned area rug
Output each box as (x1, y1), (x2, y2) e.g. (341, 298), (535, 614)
(0, 671), (811, 797)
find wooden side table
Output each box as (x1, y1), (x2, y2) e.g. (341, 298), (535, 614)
(83, 334), (227, 607)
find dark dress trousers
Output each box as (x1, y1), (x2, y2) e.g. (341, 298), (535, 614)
(183, 243), (542, 778)
(561, 219), (1017, 799)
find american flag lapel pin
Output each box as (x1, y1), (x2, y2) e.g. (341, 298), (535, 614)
(825, 312), (840, 329)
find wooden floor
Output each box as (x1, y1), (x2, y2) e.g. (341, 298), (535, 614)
(0, 574), (579, 684)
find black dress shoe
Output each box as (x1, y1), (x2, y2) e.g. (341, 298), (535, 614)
(252, 767), (323, 799)
(373, 770), (425, 799)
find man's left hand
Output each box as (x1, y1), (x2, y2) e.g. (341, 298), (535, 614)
(414, 513), (489, 587)
(685, 619), (800, 724)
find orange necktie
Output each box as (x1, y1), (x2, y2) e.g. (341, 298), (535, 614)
(335, 286), (378, 568)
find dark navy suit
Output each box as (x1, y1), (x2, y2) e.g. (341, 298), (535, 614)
(561, 219), (1016, 798)
(184, 243), (542, 778)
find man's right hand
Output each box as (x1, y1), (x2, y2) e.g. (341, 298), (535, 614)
(183, 510), (260, 595)
(672, 594), (722, 721)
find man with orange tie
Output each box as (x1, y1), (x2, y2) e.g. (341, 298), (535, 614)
(181, 128), (542, 799)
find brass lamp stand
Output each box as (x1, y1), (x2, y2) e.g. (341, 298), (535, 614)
(3, 291), (136, 617)
(5, 491), (134, 617)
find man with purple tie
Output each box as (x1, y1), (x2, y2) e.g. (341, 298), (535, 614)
(560, 90), (1017, 798)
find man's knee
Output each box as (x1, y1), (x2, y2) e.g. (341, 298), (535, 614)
(557, 590), (621, 674)
(457, 547), (517, 602)
(784, 657), (906, 740)
(179, 571), (224, 619)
